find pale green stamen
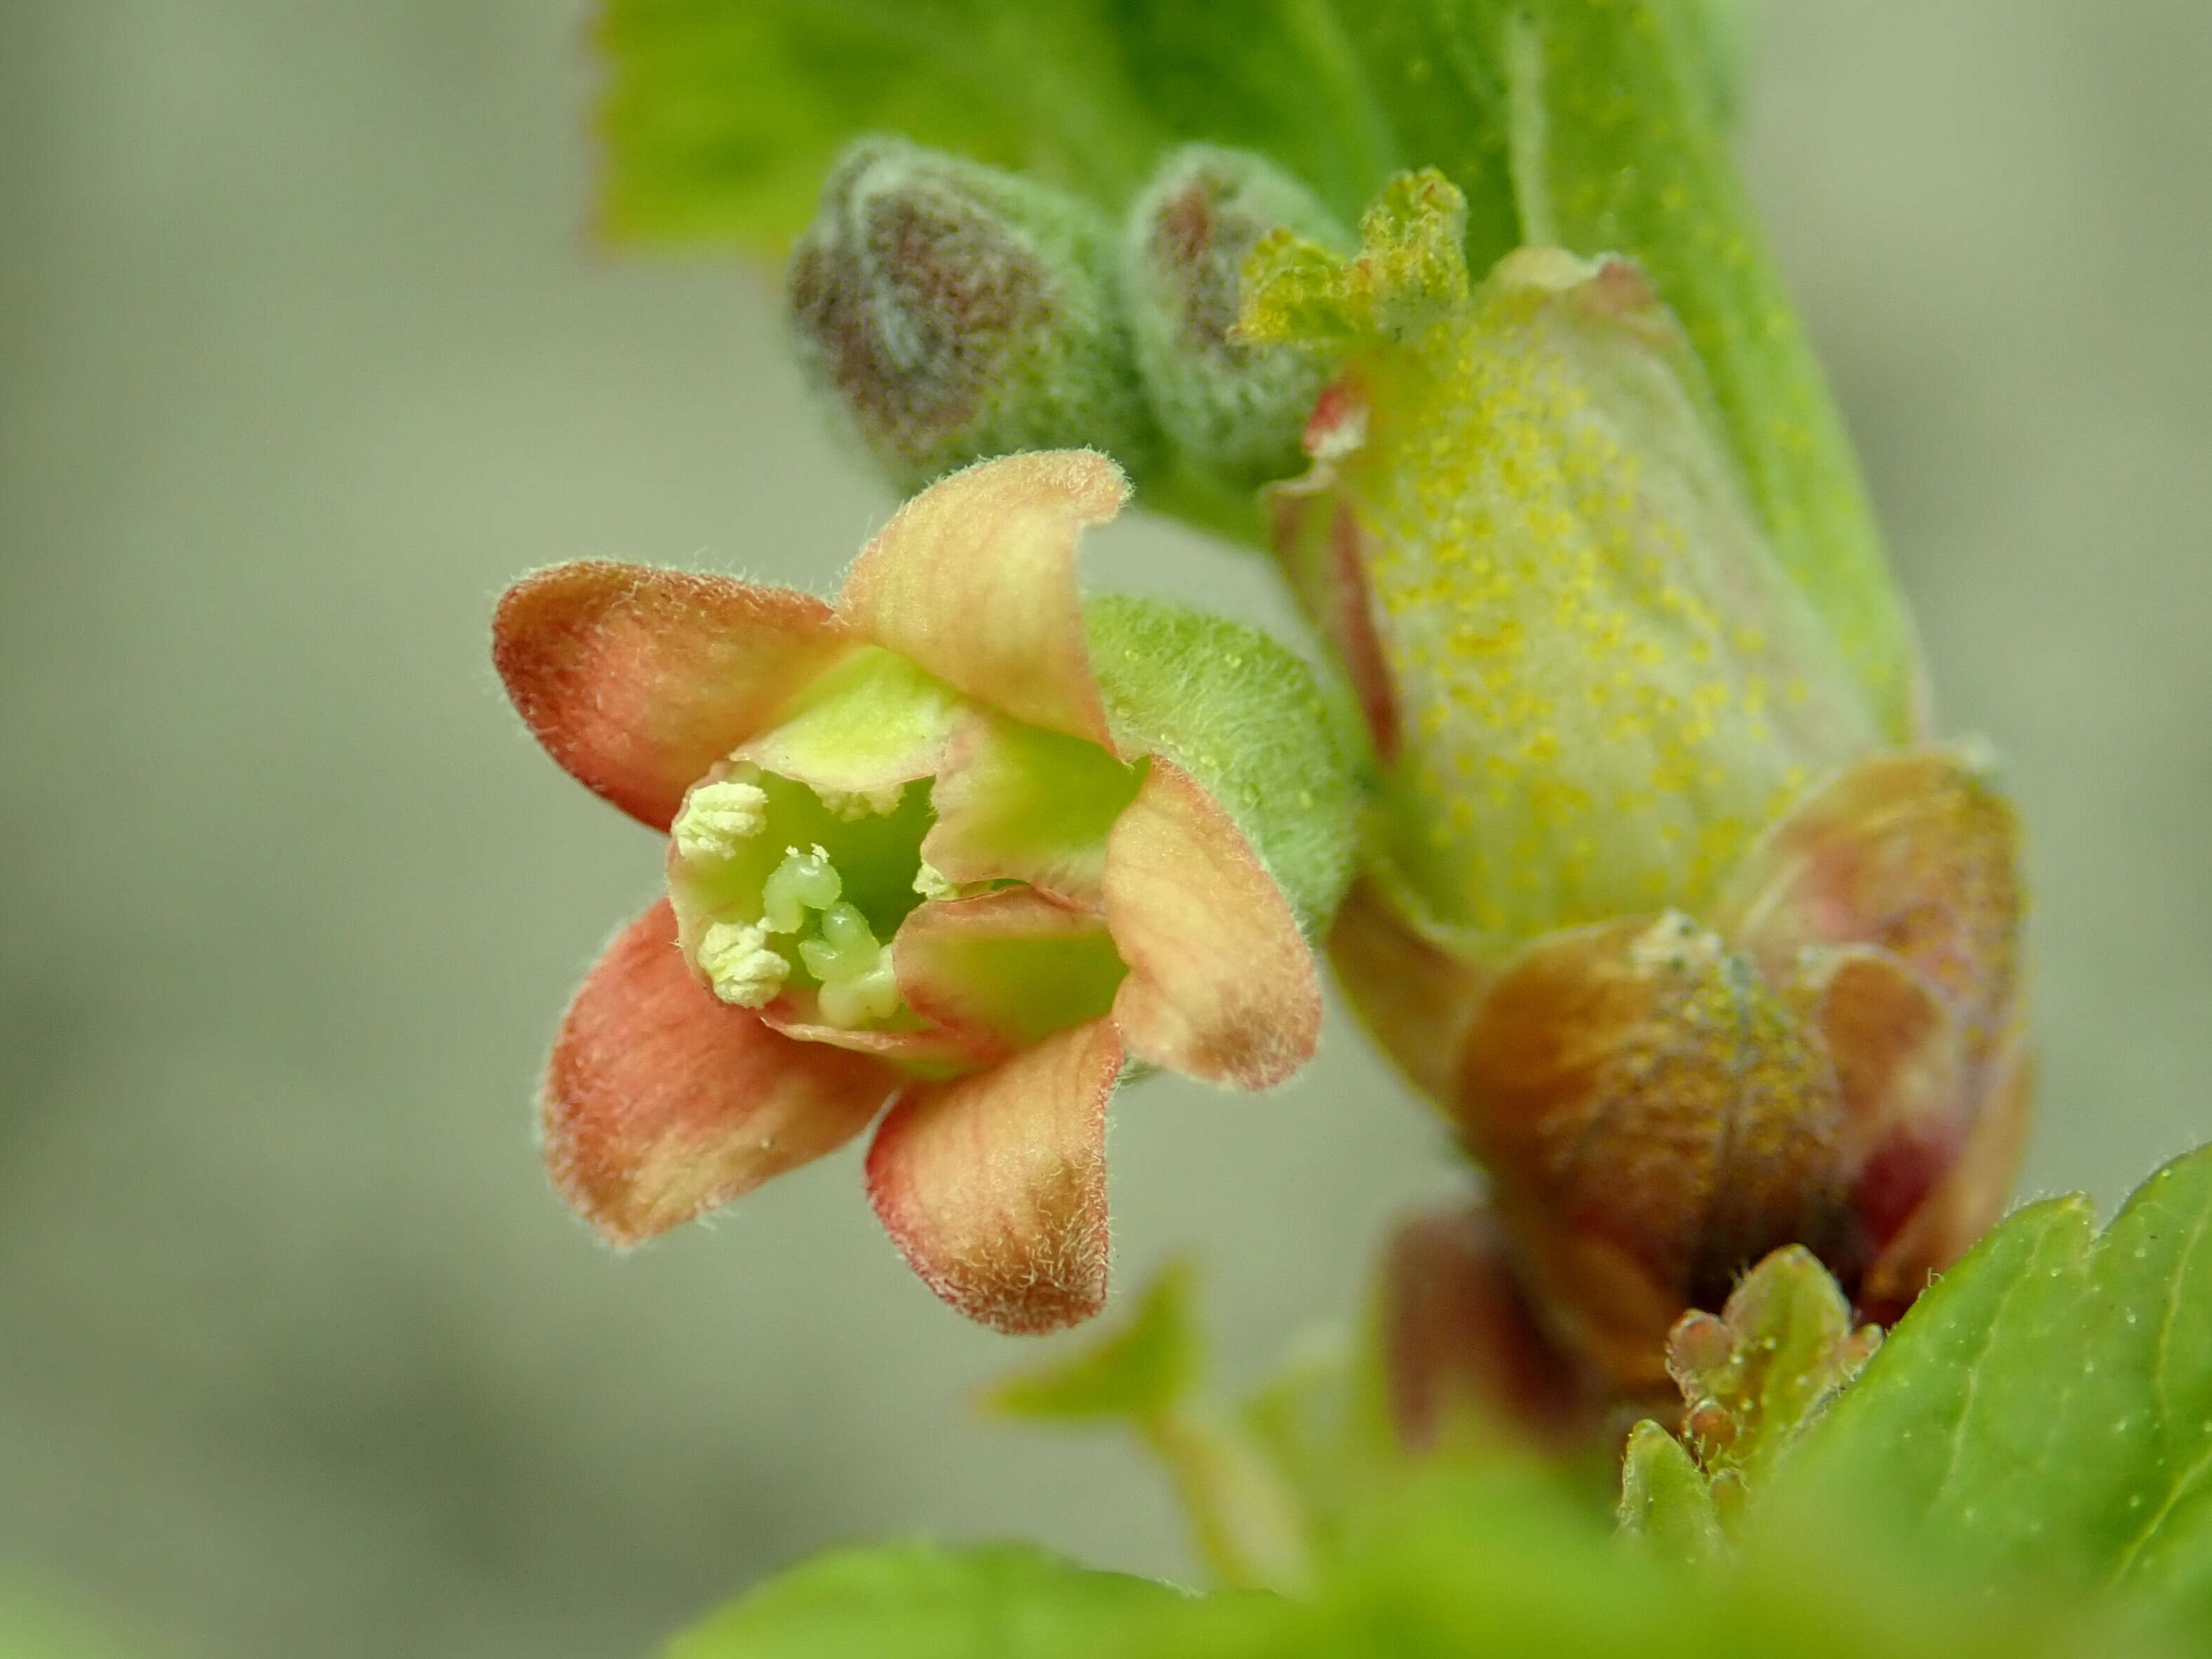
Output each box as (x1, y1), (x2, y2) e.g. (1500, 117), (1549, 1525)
(672, 779), (769, 863)
(762, 845), (841, 933)
(912, 860), (960, 901)
(696, 919), (789, 1008)
(801, 902), (901, 1027)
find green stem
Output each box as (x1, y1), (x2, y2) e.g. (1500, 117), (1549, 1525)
(1141, 1405), (1313, 1592)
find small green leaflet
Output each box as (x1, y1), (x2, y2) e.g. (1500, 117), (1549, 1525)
(989, 1256), (1201, 1425)
(1772, 1145), (2212, 1634)
(1620, 1244), (1881, 1563)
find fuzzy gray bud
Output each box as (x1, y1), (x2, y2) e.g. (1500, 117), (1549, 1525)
(788, 136), (1158, 492)
(1121, 147), (1351, 490)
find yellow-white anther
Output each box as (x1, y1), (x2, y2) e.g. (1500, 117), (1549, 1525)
(672, 779), (769, 863)
(696, 920), (790, 1008)
(912, 861), (960, 901)
(814, 781), (907, 821)
(762, 845), (841, 933)
(800, 902), (902, 1027)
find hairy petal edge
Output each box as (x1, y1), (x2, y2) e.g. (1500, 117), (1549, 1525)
(1105, 760), (1322, 1089)
(545, 900), (896, 1245)
(838, 451), (1124, 748)
(495, 562), (852, 831)
(865, 1017), (1124, 1334)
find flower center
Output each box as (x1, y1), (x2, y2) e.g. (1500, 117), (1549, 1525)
(663, 647), (1142, 1048)
(670, 765), (939, 1027)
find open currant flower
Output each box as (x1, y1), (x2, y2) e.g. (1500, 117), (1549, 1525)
(1243, 174), (2028, 1388)
(493, 451), (1355, 1334)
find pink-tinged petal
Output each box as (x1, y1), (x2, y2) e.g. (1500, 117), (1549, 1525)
(1102, 760), (1321, 1089)
(734, 647), (977, 799)
(495, 562), (854, 831)
(545, 900), (897, 1245)
(1457, 913), (1853, 1388)
(1858, 1013), (2034, 1324)
(837, 451), (1125, 746)
(1800, 944), (1970, 1246)
(893, 888), (1125, 1057)
(865, 1017), (1124, 1333)
(1716, 746), (2022, 1062)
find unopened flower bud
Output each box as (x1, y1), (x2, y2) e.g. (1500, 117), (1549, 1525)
(788, 136), (1158, 491)
(1121, 147), (1351, 490)
(1247, 175), (1883, 960)
(1457, 910), (1858, 1388)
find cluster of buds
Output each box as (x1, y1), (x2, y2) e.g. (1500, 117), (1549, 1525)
(495, 452), (1355, 1333)
(1242, 174), (2028, 1402)
(787, 137), (1347, 526)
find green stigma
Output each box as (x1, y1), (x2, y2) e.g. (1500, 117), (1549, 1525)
(761, 842), (844, 934)
(798, 902), (899, 1026)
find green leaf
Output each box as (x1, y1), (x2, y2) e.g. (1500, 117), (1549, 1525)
(665, 1541), (1186, 1658)
(1084, 1472), (2151, 1659)
(596, 0), (1396, 252)
(1771, 1145), (2212, 1631)
(1685, 0), (1755, 129)
(665, 1472), (2180, 1659)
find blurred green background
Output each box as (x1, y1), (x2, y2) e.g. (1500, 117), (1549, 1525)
(3, 2), (2208, 1654)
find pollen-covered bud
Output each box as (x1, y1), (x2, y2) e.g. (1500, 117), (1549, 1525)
(1247, 174), (1882, 962)
(788, 136), (1158, 492)
(1121, 147), (1351, 491)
